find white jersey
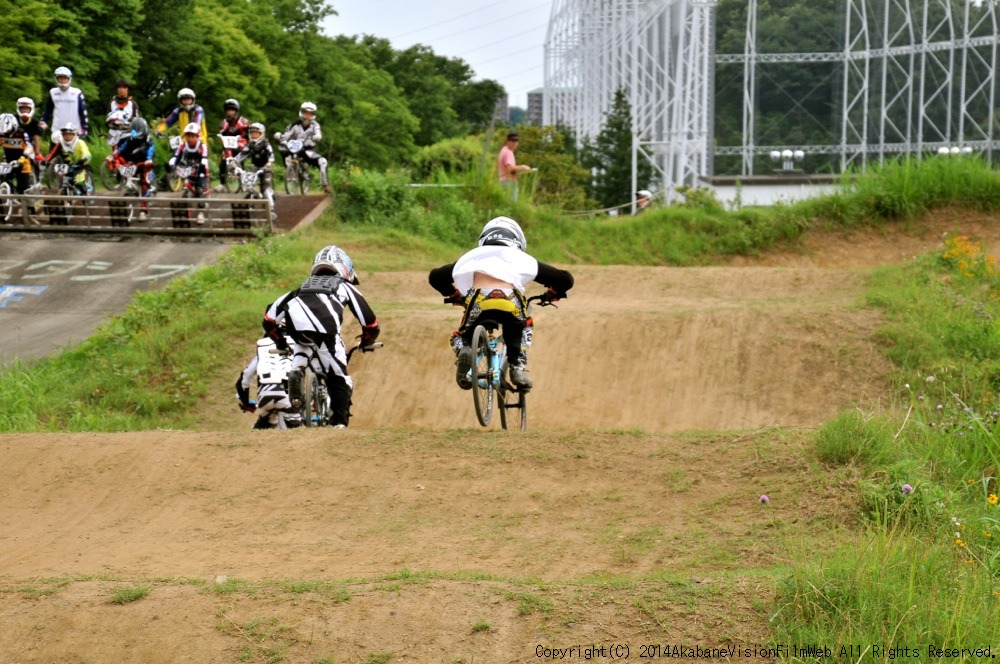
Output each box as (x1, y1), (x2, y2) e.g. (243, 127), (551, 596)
(451, 245), (539, 293)
(48, 86), (87, 135)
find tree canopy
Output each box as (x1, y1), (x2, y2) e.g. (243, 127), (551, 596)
(2, 0), (505, 170)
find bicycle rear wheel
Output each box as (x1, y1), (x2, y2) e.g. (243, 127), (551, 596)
(470, 325), (494, 427)
(302, 368), (318, 427)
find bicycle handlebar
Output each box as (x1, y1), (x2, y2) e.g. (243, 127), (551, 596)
(347, 340), (383, 364)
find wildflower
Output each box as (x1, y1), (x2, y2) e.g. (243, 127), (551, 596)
(759, 494), (770, 504)
(901, 484), (914, 495)
(984, 531), (992, 538)
(905, 384), (910, 389)
(989, 494), (998, 505)
(926, 375), (937, 383)
(918, 396), (925, 402)
(957, 538), (965, 547)
(937, 404), (944, 411)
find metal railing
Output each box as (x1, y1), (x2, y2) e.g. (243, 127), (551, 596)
(0, 192), (274, 236)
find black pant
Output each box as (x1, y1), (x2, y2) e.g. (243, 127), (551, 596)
(461, 310), (527, 366)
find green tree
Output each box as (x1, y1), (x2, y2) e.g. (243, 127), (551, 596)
(582, 88), (653, 208)
(41, 0), (143, 104)
(305, 39), (418, 170)
(509, 125), (592, 210)
(0, 0), (59, 102)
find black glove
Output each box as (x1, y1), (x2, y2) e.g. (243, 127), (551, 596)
(543, 287), (567, 302)
(444, 290), (465, 306)
(239, 400), (257, 413)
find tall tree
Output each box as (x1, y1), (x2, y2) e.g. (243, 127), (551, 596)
(582, 89), (653, 208)
(0, 0), (59, 102)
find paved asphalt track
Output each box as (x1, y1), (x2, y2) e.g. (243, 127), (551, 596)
(0, 235), (232, 363)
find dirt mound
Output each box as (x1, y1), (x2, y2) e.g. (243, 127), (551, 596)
(6, 208), (992, 662)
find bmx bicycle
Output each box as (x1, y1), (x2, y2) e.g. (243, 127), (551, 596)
(296, 340), (383, 427)
(463, 293), (557, 431)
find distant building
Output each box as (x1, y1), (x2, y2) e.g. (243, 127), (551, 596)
(526, 88), (544, 125)
(493, 96), (509, 124)
(528, 87), (580, 126)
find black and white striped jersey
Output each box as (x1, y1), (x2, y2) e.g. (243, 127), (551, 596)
(264, 275), (378, 343)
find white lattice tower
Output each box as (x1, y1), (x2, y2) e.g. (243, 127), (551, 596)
(547, 0), (1000, 191)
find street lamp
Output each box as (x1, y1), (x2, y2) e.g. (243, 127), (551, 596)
(769, 149), (805, 173)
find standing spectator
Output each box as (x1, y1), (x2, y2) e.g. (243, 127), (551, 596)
(498, 132), (531, 202)
(39, 66), (89, 145)
(634, 189), (652, 214)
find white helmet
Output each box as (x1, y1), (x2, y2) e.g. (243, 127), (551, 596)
(106, 109), (129, 129)
(16, 97), (35, 122)
(300, 101), (317, 121)
(248, 122), (266, 148)
(311, 245), (358, 284)
(54, 66), (72, 91)
(182, 122), (201, 136)
(60, 122), (79, 151)
(177, 88), (196, 110)
(0, 113), (18, 136)
(478, 216), (527, 251)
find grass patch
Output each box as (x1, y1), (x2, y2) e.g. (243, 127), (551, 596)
(109, 583), (151, 604)
(772, 232), (1000, 649)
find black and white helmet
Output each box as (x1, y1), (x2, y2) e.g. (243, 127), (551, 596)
(300, 101), (317, 121)
(248, 122), (266, 148)
(0, 113), (18, 136)
(311, 245), (358, 284)
(478, 216), (526, 251)
(224, 98), (240, 113)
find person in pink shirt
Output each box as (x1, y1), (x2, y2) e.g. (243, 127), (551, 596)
(497, 132), (532, 201)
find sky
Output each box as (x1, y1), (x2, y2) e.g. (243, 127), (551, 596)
(321, 0), (554, 109)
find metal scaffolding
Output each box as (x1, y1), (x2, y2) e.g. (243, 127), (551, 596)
(544, 0), (1000, 193)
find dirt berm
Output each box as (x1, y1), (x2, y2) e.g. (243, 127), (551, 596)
(0, 210), (995, 663)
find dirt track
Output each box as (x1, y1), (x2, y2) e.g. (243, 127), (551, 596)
(2, 210), (999, 662)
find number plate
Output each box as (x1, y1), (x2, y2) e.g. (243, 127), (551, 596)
(241, 171), (257, 187)
(54, 163), (70, 175)
(169, 136), (182, 150)
(0, 162), (15, 175)
(175, 166), (195, 178)
(287, 139), (304, 153)
(220, 136), (241, 150)
(118, 164), (137, 178)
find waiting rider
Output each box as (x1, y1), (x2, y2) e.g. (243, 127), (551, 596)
(262, 246), (381, 428)
(0, 113), (36, 194)
(39, 66), (89, 145)
(236, 333), (304, 430)
(47, 123), (92, 195)
(428, 216), (574, 391)
(156, 87), (208, 144)
(217, 98), (249, 187)
(105, 78), (140, 148)
(232, 122), (276, 216)
(108, 117), (156, 220)
(276, 102), (329, 193)
(15, 98), (43, 166)
(167, 122), (211, 224)
(108, 78), (140, 121)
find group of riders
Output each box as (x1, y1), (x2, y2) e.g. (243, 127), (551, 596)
(0, 66), (331, 224)
(237, 218), (575, 430)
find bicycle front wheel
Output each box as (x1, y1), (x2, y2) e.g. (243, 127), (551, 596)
(283, 162), (298, 194)
(99, 160), (121, 191)
(470, 325), (494, 427)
